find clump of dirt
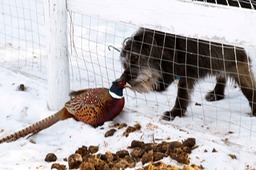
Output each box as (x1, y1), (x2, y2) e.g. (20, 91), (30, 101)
(62, 138), (197, 169)
(129, 138), (196, 165)
(105, 123), (141, 137)
(51, 163), (66, 170)
(17, 84), (26, 91)
(88, 145), (99, 154)
(109, 123), (128, 129)
(212, 148), (217, 153)
(45, 123), (199, 169)
(45, 153), (57, 162)
(105, 129), (117, 137)
(138, 161), (201, 170)
(68, 153), (83, 169)
(123, 123), (141, 137)
(228, 154), (237, 159)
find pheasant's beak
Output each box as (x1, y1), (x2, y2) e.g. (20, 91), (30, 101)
(124, 82), (132, 88)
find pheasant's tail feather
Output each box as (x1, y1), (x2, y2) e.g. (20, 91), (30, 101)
(0, 107), (70, 144)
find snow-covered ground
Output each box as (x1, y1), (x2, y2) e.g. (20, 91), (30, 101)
(0, 0), (256, 169)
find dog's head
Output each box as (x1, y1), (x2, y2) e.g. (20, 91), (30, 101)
(119, 28), (169, 93)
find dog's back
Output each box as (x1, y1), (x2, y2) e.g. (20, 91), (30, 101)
(120, 28), (256, 119)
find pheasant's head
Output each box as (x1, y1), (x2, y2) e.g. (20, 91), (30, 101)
(109, 79), (131, 99)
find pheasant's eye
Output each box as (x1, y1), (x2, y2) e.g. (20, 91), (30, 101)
(117, 80), (126, 87)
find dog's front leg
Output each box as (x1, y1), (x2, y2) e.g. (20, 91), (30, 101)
(162, 78), (196, 120)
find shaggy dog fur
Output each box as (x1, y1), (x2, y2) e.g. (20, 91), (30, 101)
(120, 27), (256, 120)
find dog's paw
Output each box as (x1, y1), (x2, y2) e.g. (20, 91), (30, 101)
(162, 111), (174, 121)
(205, 91), (225, 102)
(162, 109), (184, 121)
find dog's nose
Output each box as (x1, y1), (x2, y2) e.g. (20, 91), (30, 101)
(120, 71), (130, 82)
(120, 69), (139, 82)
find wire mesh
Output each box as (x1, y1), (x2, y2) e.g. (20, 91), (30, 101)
(194, 0), (256, 10)
(67, 13), (256, 137)
(0, 0), (46, 81)
(0, 0), (255, 137)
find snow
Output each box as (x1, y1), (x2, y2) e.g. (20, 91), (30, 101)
(0, 0), (256, 169)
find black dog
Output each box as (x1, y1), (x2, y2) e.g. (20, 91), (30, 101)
(120, 27), (256, 120)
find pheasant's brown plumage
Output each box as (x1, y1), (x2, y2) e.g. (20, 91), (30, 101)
(66, 87), (125, 126)
(0, 80), (129, 143)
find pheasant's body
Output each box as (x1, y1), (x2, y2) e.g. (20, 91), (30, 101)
(66, 88), (124, 126)
(0, 80), (128, 143)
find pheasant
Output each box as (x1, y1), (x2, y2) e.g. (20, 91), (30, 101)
(0, 79), (130, 143)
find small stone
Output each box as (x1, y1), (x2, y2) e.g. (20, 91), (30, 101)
(143, 162), (168, 169)
(123, 123), (141, 137)
(118, 123), (128, 129)
(130, 140), (144, 148)
(75, 145), (88, 157)
(116, 150), (129, 158)
(110, 123), (120, 127)
(182, 138), (196, 148)
(51, 163), (66, 170)
(18, 84), (26, 91)
(45, 153), (57, 162)
(79, 162), (95, 170)
(130, 147), (145, 159)
(228, 154), (237, 159)
(105, 129), (117, 137)
(168, 141), (182, 150)
(88, 145), (99, 154)
(123, 156), (136, 168)
(110, 123), (127, 129)
(182, 146), (193, 154)
(212, 148), (217, 153)
(141, 150), (153, 165)
(156, 142), (169, 153)
(123, 126), (136, 137)
(169, 148), (190, 164)
(134, 123), (141, 130)
(105, 151), (114, 162)
(144, 143), (154, 152)
(153, 152), (166, 161)
(68, 153), (83, 169)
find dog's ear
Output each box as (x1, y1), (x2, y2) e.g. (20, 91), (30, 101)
(133, 28), (157, 46)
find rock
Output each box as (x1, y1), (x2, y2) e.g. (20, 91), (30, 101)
(18, 84), (26, 91)
(153, 152), (166, 161)
(116, 150), (129, 158)
(130, 147), (145, 159)
(75, 145), (89, 157)
(51, 163), (66, 170)
(182, 138), (196, 148)
(88, 145), (99, 154)
(68, 153), (83, 169)
(45, 153), (57, 162)
(130, 140), (144, 148)
(79, 162), (95, 170)
(105, 129), (117, 137)
(141, 150), (153, 165)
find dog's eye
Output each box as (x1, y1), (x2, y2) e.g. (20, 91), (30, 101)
(130, 55), (138, 64)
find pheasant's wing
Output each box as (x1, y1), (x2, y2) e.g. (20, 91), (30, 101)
(65, 98), (114, 125)
(65, 87), (125, 126)
(69, 89), (89, 98)
(64, 87), (111, 118)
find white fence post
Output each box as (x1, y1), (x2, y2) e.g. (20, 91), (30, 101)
(45, 0), (70, 110)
